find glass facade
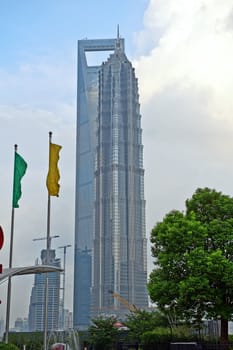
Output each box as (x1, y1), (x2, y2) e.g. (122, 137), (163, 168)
(74, 37), (147, 328)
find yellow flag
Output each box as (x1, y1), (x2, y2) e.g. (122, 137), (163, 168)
(46, 143), (62, 196)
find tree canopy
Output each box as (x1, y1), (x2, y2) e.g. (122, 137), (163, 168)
(148, 188), (233, 343)
(124, 309), (169, 343)
(88, 316), (119, 350)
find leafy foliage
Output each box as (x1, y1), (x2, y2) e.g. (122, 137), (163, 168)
(8, 332), (43, 350)
(0, 344), (19, 350)
(124, 309), (169, 343)
(148, 188), (233, 343)
(141, 325), (196, 350)
(88, 316), (119, 350)
(141, 328), (171, 350)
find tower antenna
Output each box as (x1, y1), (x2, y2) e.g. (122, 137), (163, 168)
(116, 24), (121, 50)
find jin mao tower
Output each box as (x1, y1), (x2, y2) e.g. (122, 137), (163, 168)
(74, 34), (147, 329)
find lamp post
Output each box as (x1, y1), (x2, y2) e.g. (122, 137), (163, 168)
(58, 245), (71, 329)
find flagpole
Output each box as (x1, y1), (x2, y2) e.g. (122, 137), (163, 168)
(43, 132), (52, 350)
(43, 132), (61, 350)
(5, 144), (17, 343)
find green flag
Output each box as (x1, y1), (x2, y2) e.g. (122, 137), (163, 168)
(12, 152), (27, 208)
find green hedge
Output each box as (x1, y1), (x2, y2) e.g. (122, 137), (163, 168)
(0, 343), (19, 350)
(141, 326), (200, 350)
(8, 332), (43, 350)
(141, 327), (171, 349)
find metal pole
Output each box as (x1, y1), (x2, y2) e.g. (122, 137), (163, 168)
(43, 132), (52, 350)
(5, 144), (17, 343)
(58, 245), (71, 329)
(62, 249), (65, 329)
(5, 208), (15, 343)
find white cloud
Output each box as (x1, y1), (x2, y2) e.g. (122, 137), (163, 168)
(132, 0), (233, 272)
(134, 0), (233, 123)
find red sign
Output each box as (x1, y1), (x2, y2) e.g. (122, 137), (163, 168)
(0, 226), (4, 250)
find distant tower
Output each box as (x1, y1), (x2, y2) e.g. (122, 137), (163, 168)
(28, 249), (61, 331)
(74, 34), (147, 328)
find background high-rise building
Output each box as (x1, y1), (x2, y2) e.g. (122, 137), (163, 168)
(13, 317), (28, 332)
(28, 249), (61, 331)
(74, 35), (147, 329)
(0, 319), (4, 339)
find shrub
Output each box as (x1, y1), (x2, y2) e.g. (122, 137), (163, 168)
(141, 327), (171, 350)
(0, 343), (19, 350)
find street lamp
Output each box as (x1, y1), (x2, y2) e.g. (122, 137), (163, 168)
(58, 245), (72, 329)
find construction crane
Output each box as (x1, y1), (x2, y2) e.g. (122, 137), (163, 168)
(32, 235), (59, 249)
(109, 290), (138, 312)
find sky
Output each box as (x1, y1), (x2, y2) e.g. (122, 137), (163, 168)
(1, 0), (233, 328)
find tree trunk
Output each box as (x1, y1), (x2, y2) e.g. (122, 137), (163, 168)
(220, 318), (228, 345)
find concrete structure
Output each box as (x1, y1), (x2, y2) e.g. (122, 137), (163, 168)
(64, 309), (73, 330)
(74, 35), (147, 329)
(28, 249), (61, 331)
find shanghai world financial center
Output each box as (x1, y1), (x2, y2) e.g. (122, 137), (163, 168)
(74, 35), (148, 329)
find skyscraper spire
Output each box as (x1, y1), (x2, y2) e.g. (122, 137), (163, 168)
(116, 24), (121, 50)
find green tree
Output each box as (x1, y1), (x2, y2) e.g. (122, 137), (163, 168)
(124, 309), (169, 344)
(88, 316), (119, 350)
(148, 188), (233, 344)
(8, 332), (43, 350)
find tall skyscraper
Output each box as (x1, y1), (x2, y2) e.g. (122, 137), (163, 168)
(74, 35), (147, 329)
(28, 249), (61, 331)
